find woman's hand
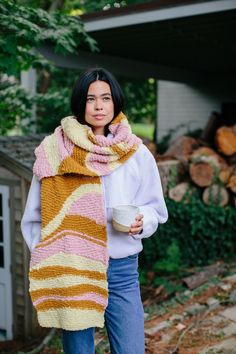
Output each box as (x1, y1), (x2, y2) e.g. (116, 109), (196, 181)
(129, 214), (144, 236)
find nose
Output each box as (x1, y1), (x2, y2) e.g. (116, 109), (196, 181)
(95, 99), (103, 110)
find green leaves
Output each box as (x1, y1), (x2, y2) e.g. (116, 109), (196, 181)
(0, 0), (98, 75)
(153, 241), (182, 274)
(141, 198), (236, 271)
(34, 87), (71, 132)
(0, 0), (99, 134)
(0, 83), (33, 134)
(120, 77), (156, 124)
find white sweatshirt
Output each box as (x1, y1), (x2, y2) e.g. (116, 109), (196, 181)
(21, 143), (168, 258)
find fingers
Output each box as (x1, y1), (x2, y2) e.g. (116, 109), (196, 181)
(129, 214), (144, 235)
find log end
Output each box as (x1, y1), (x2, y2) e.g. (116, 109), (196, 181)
(202, 184), (229, 207)
(189, 162), (215, 187)
(215, 126), (236, 156)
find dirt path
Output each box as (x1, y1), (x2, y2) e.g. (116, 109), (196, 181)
(144, 273), (236, 354)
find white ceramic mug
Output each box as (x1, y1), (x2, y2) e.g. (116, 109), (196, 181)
(112, 205), (140, 232)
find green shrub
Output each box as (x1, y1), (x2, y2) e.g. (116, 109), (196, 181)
(153, 240), (181, 274)
(140, 197), (236, 270)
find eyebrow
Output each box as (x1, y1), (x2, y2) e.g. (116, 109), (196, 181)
(87, 93), (112, 97)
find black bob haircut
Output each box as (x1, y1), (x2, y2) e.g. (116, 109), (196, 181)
(70, 68), (125, 124)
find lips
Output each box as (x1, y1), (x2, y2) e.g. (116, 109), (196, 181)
(93, 115), (105, 120)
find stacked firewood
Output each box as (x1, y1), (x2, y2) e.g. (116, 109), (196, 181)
(141, 112), (236, 207)
(158, 123), (236, 207)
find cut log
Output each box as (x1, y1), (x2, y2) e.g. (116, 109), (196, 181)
(190, 147), (228, 187)
(219, 164), (235, 185)
(191, 147), (227, 169)
(202, 184), (230, 206)
(168, 182), (195, 202)
(219, 166), (234, 184)
(182, 265), (226, 290)
(215, 125), (236, 156)
(157, 160), (184, 196)
(227, 174), (236, 193)
(189, 162), (215, 187)
(163, 136), (199, 165)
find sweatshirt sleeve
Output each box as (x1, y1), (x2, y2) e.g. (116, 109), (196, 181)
(21, 175), (42, 252)
(132, 144), (168, 240)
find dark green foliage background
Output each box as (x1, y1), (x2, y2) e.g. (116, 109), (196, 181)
(0, 0), (156, 135)
(35, 67), (156, 133)
(140, 198), (236, 270)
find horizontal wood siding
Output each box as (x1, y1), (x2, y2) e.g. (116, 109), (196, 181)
(0, 163), (40, 338)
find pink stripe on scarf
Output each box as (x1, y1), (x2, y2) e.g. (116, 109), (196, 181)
(33, 293), (107, 307)
(92, 144), (111, 155)
(87, 159), (111, 175)
(38, 230), (106, 249)
(33, 144), (54, 179)
(30, 235), (108, 268)
(69, 193), (105, 225)
(109, 123), (141, 146)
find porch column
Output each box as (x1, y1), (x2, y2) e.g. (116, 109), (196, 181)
(20, 68), (37, 133)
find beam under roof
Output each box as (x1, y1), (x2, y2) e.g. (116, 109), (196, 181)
(84, 0), (236, 32)
(38, 44), (206, 82)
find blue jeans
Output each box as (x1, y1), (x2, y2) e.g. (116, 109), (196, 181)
(62, 254), (144, 354)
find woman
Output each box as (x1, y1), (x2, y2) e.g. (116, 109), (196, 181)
(21, 68), (168, 354)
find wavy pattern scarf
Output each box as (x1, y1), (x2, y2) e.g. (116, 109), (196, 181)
(29, 112), (141, 330)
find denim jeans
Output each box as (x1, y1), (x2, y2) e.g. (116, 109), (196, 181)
(62, 254), (145, 354)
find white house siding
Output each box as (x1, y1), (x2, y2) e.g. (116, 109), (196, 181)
(157, 80), (236, 142)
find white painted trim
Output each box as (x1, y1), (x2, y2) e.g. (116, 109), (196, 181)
(20, 69), (36, 96)
(85, 0), (236, 32)
(20, 68), (37, 133)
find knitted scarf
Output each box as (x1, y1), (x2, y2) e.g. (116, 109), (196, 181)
(29, 112), (141, 330)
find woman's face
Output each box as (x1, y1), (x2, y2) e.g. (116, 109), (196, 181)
(85, 80), (114, 135)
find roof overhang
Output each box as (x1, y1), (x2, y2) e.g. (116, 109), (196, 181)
(0, 151), (32, 181)
(0, 135), (45, 182)
(39, 0), (236, 83)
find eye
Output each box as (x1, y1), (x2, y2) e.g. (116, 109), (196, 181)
(103, 96), (111, 101)
(87, 97), (94, 102)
